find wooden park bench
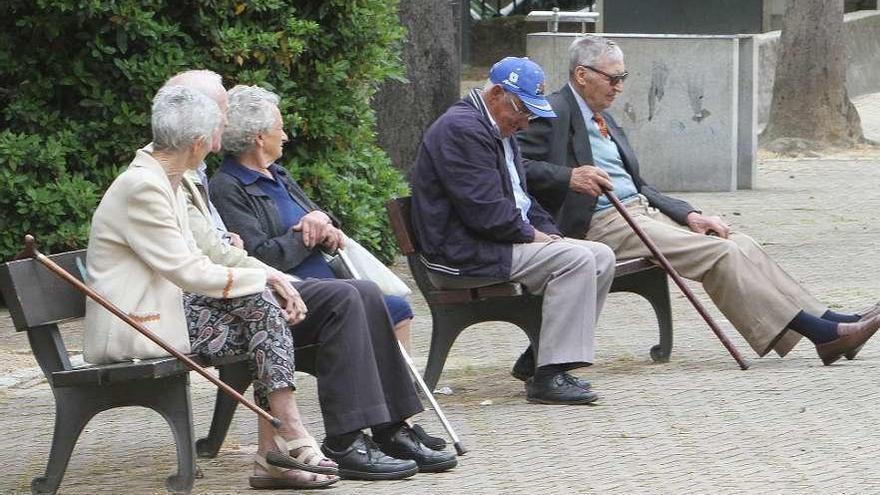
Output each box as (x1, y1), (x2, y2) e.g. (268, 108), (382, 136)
(386, 197), (674, 389)
(0, 249), (318, 494)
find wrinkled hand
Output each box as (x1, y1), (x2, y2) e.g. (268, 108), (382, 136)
(226, 232), (244, 249)
(570, 165), (613, 197)
(293, 211), (333, 248)
(532, 230), (554, 243)
(686, 212), (730, 238)
(320, 226), (346, 253)
(266, 269), (308, 324)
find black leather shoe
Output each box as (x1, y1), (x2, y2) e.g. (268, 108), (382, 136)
(374, 424), (458, 473)
(526, 372), (599, 405)
(321, 433), (419, 480)
(410, 423), (447, 451)
(512, 348), (591, 390)
(511, 347), (536, 381)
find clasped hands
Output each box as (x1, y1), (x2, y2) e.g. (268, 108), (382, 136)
(293, 210), (344, 252)
(263, 210), (346, 324)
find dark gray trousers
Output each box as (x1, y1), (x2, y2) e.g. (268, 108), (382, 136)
(292, 278), (423, 436)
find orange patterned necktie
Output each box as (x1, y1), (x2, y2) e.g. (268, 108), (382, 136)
(593, 113), (610, 139)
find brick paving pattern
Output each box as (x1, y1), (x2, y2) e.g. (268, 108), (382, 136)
(1, 94), (879, 494)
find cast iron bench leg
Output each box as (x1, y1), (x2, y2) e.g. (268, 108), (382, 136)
(31, 389), (99, 495)
(645, 271), (673, 362)
(146, 375), (196, 495)
(423, 307), (474, 391)
(196, 361), (251, 459)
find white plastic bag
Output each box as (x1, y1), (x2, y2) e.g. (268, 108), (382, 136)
(338, 236), (411, 298)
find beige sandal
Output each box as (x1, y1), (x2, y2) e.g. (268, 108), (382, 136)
(265, 435), (339, 475)
(250, 454), (339, 489)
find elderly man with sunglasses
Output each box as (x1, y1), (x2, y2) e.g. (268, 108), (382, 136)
(410, 57), (616, 405)
(518, 35), (880, 367)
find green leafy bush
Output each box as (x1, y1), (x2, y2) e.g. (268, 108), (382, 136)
(0, 0), (408, 262)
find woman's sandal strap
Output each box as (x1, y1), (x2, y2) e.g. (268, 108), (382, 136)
(266, 435), (338, 475)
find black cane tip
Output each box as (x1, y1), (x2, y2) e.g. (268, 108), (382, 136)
(454, 442), (468, 456)
(270, 417), (283, 429)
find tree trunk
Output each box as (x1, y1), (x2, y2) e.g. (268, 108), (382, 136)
(373, 0), (461, 172)
(761, 0), (864, 147)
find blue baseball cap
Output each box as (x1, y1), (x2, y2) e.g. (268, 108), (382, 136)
(489, 57), (556, 118)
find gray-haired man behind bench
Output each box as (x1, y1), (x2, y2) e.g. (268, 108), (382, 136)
(410, 57), (616, 405)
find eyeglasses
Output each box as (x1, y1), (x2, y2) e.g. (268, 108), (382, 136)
(507, 94), (535, 119)
(580, 65), (628, 86)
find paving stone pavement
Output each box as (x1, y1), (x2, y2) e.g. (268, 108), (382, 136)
(1, 95), (880, 494)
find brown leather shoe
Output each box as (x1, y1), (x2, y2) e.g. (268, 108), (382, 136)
(817, 315), (880, 366)
(844, 302), (880, 360)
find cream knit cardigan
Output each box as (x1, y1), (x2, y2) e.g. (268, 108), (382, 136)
(83, 148), (267, 364)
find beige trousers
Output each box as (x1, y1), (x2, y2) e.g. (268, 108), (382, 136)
(585, 196), (826, 357)
(510, 238), (616, 367)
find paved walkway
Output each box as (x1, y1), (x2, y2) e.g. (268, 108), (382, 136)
(1, 95), (879, 494)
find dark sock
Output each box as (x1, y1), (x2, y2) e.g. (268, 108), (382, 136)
(324, 430), (360, 451)
(788, 310), (840, 345)
(822, 309), (860, 323)
(534, 363), (567, 380)
(371, 421), (406, 443)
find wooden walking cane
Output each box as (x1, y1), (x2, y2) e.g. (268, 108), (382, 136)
(602, 193), (750, 370)
(20, 235), (285, 427)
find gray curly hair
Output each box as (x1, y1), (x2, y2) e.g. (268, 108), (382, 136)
(568, 35), (624, 76)
(151, 85), (221, 151)
(222, 85), (281, 155)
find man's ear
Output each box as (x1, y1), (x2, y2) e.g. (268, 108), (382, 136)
(485, 84), (504, 99)
(571, 66), (588, 87)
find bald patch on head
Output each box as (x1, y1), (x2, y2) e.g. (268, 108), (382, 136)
(164, 70), (225, 103)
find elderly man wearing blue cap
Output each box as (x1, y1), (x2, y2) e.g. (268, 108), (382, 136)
(409, 57), (616, 405)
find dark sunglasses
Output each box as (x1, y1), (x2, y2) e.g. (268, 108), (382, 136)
(580, 65), (628, 86)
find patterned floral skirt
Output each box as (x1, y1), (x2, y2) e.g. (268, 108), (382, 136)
(183, 289), (295, 410)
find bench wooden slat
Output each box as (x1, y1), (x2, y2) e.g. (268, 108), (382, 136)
(0, 250), (87, 332)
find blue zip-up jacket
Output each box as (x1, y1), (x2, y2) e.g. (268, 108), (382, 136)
(410, 89), (562, 280)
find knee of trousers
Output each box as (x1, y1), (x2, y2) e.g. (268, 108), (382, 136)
(558, 243), (606, 274)
(308, 279), (365, 312)
(345, 279), (386, 305)
(592, 242), (616, 271)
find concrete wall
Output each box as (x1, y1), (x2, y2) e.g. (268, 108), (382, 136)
(528, 33), (748, 192)
(756, 9), (880, 129)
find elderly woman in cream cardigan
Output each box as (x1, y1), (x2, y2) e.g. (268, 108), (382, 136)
(82, 85), (338, 490)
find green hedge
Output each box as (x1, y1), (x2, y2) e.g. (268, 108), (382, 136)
(0, 0), (408, 262)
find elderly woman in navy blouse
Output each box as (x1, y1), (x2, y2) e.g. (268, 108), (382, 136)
(209, 85), (414, 350)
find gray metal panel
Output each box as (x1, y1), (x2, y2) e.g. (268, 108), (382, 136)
(604, 0), (764, 35)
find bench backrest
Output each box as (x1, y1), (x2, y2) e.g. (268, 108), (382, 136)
(385, 196), (528, 302)
(1, 250), (87, 332)
(386, 197), (445, 294)
(386, 197), (418, 255)
(0, 249), (87, 377)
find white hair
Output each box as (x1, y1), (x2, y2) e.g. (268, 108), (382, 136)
(151, 85), (222, 151)
(221, 85), (281, 156)
(163, 69), (225, 103)
(568, 35), (624, 76)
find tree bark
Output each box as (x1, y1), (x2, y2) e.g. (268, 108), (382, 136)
(761, 0), (864, 146)
(373, 0), (461, 172)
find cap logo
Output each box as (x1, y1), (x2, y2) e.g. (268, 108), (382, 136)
(508, 71), (519, 84)
(536, 82), (545, 96)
